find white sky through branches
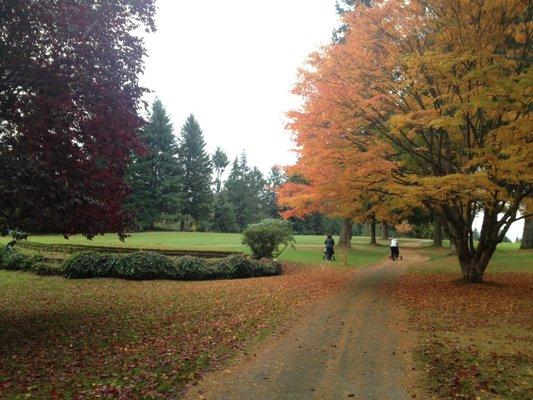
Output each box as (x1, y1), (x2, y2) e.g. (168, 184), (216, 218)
(141, 0), (338, 173)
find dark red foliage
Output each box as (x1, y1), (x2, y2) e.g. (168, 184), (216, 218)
(0, 0), (156, 237)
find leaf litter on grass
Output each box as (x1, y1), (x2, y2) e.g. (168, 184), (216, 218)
(0, 264), (354, 399)
(395, 272), (533, 399)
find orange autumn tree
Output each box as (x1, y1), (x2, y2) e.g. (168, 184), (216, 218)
(284, 0), (532, 282)
(277, 65), (398, 246)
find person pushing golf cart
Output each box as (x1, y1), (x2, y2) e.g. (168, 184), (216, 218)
(324, 235), (335, 261)
(390, 237), (401, 260)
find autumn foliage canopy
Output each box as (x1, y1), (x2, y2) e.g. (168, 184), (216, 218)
(278, 0), (532, 281)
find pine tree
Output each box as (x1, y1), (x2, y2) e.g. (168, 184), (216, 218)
(264, 166), (286, 218)
(126, 99), (182, 230)
(224, 154), (267, 230)
(212, 191), (238, 232)
(178, 115), (213, 228)
(212, 147), (229, 194)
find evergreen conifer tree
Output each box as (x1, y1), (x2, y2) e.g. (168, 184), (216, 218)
(264, 166), (286, 218)
(178, 115), (213, 228)
(212, 191), (238, 232)
(224, 154), (267, 230)
(212, 147), (229, 194)
(126, 99), (182, 229)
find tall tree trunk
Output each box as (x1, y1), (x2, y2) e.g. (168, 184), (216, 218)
(521, 214), (533, 249)
(339, 219), (352, 248)
(369, 219), (377, 245)
(381, 221), (389, 240)
(180, 219), (185, 232)
(433, 219), (443, 247)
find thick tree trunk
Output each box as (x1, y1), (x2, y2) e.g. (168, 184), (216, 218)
(433, 219), (443, 247)
(369, 220), (377, 245)
(521, 214), (533, 249)
(458, 247), (494, 283)
(339, 219), (352, 248)
(450, 226), (497, 283)
(180, 219), (185, 232)
(381, 221), (389, 240)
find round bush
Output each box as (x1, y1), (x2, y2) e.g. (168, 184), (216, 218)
(115, 251), (175, 280)
(62, 251), (111, 279)
(242, 219), (295, 259)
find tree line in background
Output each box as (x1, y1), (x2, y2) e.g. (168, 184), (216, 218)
(126, 99), (345, 235)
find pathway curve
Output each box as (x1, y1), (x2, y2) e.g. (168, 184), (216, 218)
(184, 249), (425, 400)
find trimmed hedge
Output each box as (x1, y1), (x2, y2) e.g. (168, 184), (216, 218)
(16, 241), (238, 258)
(62, 251), (113, 279)
(114, 252), (176, 280)
(0, 246), (43, 271)
(174, 255), (281, 281)
(0, 246), (282, 281)
(31, 262), (64, 276)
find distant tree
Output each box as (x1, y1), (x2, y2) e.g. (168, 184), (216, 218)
(264, 166), (286, 218)
(224, 154), (267, 230)
(0, 0), (156, 238)
(178, 115), (213, 229)
(212, 147), (229, 194)
(125, 100), (182, 230)
(212, 192), (238, 233)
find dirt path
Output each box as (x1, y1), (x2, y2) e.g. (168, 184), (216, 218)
(184, 249), (425, 400)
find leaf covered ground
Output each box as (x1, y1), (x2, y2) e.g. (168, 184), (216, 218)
(395, 248), (533, 399)
(0, 264), (354, 399)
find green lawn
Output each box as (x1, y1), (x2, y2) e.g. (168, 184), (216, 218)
(0, 231), (402, 266)
(417, 244), (532, 274)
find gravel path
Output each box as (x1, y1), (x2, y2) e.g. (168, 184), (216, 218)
(184, 249), (424, 400)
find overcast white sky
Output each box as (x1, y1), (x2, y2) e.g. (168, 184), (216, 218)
(141, 0), (339, 174)
(140, 0), (523, 240)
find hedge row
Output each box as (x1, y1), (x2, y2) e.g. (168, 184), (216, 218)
(16, 241), (237, 258)
(0, 246), (281, 281)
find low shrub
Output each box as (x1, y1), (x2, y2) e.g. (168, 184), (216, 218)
(62, 251), (112, 279)
(174, 256), (208, 280)
(114, 251), (175, 280)
(174, 254), (282, 280)
(242, 219), (295, 259)
(3, 247), (282, 281)
(0, 246), (43, 271)
(32, 262), (64, 276)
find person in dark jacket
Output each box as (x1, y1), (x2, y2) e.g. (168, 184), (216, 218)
(324, 235), (335, 261)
